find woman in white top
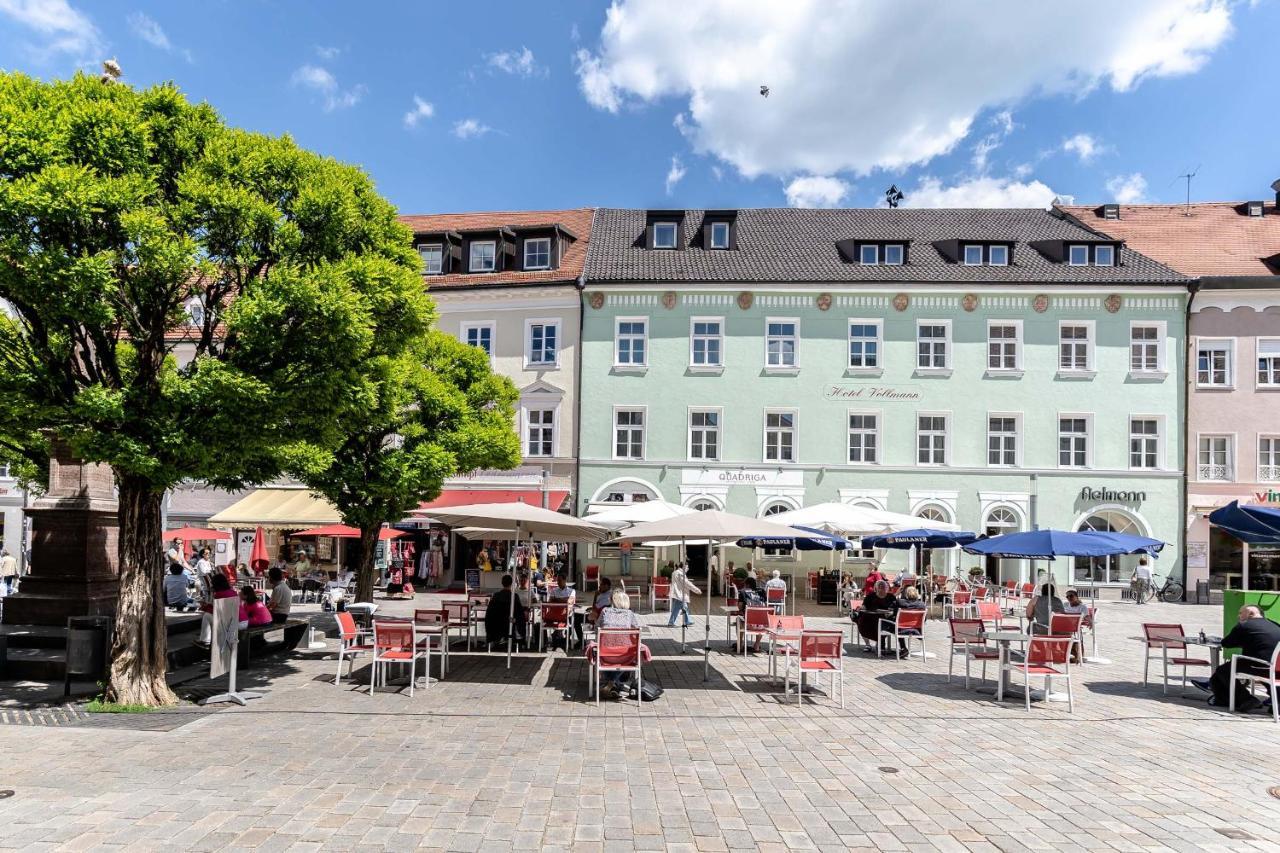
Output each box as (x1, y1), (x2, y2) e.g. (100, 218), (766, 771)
(598, 590), (642, 696)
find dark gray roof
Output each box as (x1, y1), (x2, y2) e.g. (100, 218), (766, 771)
(585, 208), (1188, 285)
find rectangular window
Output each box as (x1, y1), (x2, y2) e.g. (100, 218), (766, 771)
(0, 462), (8, 478)
(614, 409), (645, 460)
(1259, 436), (1280, 482)
(1068, 245), (1088, 266)
(1258, 339), (1280, 387)
(461, 322), (493, 357)
(418, 243), (443, 275)
(469, 240), (496, 272)
(1197, 340), (1233, 387)
(1198, 435), (1232, 481)
(917, 414), (947, 466)
(1130, 323), (1162, 372)
(689, 410), (720, 461)
(765, 319), (798, 368)
(917, 322), (949, 369)
(653, 222), (678, 249)
(1095, 244), (1115, 266)
(884, 244), (904, 265)
(987, 322), (1020, 370)
(848, 321), (881, 369)
(690, 318), (723, 367)
(709, 221), (730, 249)
(525, 409), (554, 457)
(987, 416), (1018, 467)
(1058, 417), (1089, 468)
(764, 411), (796, 462)
(963, 245), (983, 265)
(1059, 323), (1092, 371)
(524, 237), (551, 270)
(614, 318), (647, 366)
(859, 244), (879, 265)
(1129, 418), (1160, 469)
(528, 322), (559, 366)
(848, 412), (878, 464)
(988, 244), (1009, 266)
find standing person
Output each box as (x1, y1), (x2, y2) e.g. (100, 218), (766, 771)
(0, 549), (18, 595)
(862, 562), (885, 597)
(667, 564), (701, 628)
(1131, 557), (1153, 604)
(165, 539), (185, 572)
(1198, 605), (1280, 711)
(266, 566), (293, 624)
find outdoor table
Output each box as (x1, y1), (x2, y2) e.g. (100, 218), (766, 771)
(765, 625), (804, 683)
(720, 605), (739, 649)
(1135, 634), (1222, 687)
(979, 629), (1046, 703)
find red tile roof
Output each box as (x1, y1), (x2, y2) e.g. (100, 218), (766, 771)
(398, 208), (594, 289)
(1057, 202), (1280, 277)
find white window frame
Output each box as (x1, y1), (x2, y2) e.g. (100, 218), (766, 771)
(847, 319), (882, 372)
(1094, 244), (1115, 266)
(1067, 244), (1088, 266)
(764, 317), (800, 372)
(963, 244), (983, 266)
(469, 240), (496, 273)
(916, 319), (952, 373)
(460, 321), (495, 361)
(688, 407), (722, 462)
(1258, 435), (1280, 483)
(524, 318), (561, 369)
(1196, 338), (1235, 389)
(916, 412), (950, 467)
(884, 244), (904, 265)
(986, 412), (1021, 468)
(417, 243), (444, 275)
(523, 237), (551, 270)
(613, 316), (648, 369)
(763, 409), (797, 463)
(1057, 413), (1093, 469)
(1197, 433), (1235, 482)
(859, 244), (879, 265)
(612, 406), (646, 461)
(847, 410), (880, 465)
(1257, 338), (1280, 389)
(689, 316), (724, 371)
(1128, 415), (1164, 471)
(1129, 321), (1166, 376)
(653, 221), (678, 249)
(985, 319), (1022, 373)
(1057, 320), (1095, 376)
(522, 405), (557, 458)
(988, 244), (1009, 266)
(709, 221), (730, 250)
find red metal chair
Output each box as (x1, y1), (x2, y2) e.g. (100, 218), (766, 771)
(740, 605), (774, 655)
(1141, 623), (1210, 695)
(783, 630), (844, 707)
(878, 609), (927, 659)
(370, 620), (425, 697)
(413, 608), (449, 677)
(765, 585), (787, 616)
(1049, 613), (1084, 662)
(806, 572), (819, 600)
(539, 602), (571, 651)
(943, 590), (972, 620)
(1001, 636), (1075, 712)
(584, 564), (600, 592)
(972, 586), (990, 602)
(767, 614), (805, 681)
(650, 578), (671, 612)
(1229, 642), (1280, 722)
(441, 601), (471, 651)
(587, 628), (644, 710)
(977, 600), (1020, 632)
(947, 617), (999, 690)
(334, 610), (373, 687)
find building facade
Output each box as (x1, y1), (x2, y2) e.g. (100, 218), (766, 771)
(1065, 195), (1280, 592)
(579, 208), (1188, 594)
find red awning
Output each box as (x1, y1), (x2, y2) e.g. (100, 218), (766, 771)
(291, 524), (405, 540)
(418, 490), (570, 512)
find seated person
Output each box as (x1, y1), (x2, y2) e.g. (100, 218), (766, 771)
(267, 566), (293, 624)
(1062, 589), (1088, 614)
(1024, 582), (1064, 635)
(737, 577), (768, 653)
(862, 564), (885, 597)
(240, 585), (274, 627)
(198, 573), (240, 646)
(484, 574), (527, 649)
(1202, 605), (1280, 712)
(764, 569), (788, 601)
(888, 585), (926, 658)
(544, 572), (577, 649)
(854, 580), (898, 653)
(235, 563), (254, 584)
(301, 567), (328, 599)
(596, 589), (646, 697)
(592, 577), (614, 619)
(164, 563), (196, 612)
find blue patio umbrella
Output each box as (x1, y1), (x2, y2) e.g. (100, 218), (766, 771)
(1078, 530), (1165, 558)
(962, 528), (1164, 561)
(1208, 501), (1280, 545)
(861, 528), (978, 550)
(736, 525), (852, 551)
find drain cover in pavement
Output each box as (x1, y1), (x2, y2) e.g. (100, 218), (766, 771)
(877, 766), (899, 774)
(0, 790), (13, 799)
(1216, 828), (1257, 840)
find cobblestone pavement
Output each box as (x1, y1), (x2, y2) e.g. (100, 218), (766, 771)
(3, 595), (1280, 851)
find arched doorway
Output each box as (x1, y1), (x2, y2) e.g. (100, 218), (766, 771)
(1076, 509), (1145, 585)
(982, 505), (1021, 583)
(915, 504), (954, 576)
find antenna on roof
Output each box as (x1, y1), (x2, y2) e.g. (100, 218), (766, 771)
(1174, 165), (1200, 216)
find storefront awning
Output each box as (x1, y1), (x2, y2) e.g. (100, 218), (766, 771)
(207, 488), (341, 529)
(1189, 493), (1253, 514)
(417, 489), (570, 513)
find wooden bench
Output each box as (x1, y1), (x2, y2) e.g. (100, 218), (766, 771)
(238, 618), (309, 667)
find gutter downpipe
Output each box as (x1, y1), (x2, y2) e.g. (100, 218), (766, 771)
(1183, 278), (1197, 597)
(573, 261), (588, 583)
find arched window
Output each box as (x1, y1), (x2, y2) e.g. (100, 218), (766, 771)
(980, 506), (1022, 583)
(915, 505), (950, 525)
(691, 500), (716, 512)
(759, 502), (793, 558)
(914, 504), (954, 574)
(598, 480), (658, 505)
(761, 502), (789, 517)
(1077, 510), (1143, 584)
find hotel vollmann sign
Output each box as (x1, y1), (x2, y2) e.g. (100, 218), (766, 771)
(823, 385), (922, 402)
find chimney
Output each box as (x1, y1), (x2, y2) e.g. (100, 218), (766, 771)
(1271, 178), (1280, 208)
(1102, 203), (1120, 220)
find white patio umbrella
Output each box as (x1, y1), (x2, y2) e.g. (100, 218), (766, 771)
(411, 502), (610, 668)
(613, 509), (818, 681)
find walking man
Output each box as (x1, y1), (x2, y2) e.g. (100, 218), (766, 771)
(1131, 556), (1152, 604)
(667, 564), (701, 628)
(0, 548), (18, 595)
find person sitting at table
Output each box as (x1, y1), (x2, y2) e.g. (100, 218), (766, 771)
(765, 569), (788, 597)
(1062, 589), (1088, 615)
(485, 573), (527, 650)
(240, 584), (273, 627)
(547, 572), (577, 648)
(164, 563), (196, 612)
(267, 566), (293, 624)
(1025, 582), (1064, 634)
(737, 577), (768, 652)
(597, 589), (646, 698)
(890, 585), (926, 658)
(1198, 605), (1280, 711)
(854, 580), (898, 654)
(593, 576), (614, 613)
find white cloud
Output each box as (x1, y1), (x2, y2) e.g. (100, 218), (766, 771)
(290, 64), (365, 111)
(127, 11), (191, 62)
(784, 175), (850, 208)
(1062, 133), (1104, 163)
(452, 118), (493, 140)
(664, 155), (686, 195)
(971, 110), (1016, 172)
(575, 0), (1236, 180)
(1106, 172), (1149, 204)
(0, 0), (103, 62)
(486, 46), (545, 78)
(315, 45), (341, 60)
(903, 175), (1058, 209)
(402, 96), (434, 129)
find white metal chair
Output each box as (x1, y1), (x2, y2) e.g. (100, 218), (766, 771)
(1229, 643), (1280, 723)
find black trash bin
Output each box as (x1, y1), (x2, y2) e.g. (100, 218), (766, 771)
(64, 615), (112, 697)
(1195, 579), (1210, 605)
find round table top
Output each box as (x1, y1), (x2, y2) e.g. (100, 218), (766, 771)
(981, 630), (1030, 642)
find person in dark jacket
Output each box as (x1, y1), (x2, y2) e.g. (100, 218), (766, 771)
(855, 580), (898, 653)
(485, 574), (527, 650)
(1206, 605), (1280, 711)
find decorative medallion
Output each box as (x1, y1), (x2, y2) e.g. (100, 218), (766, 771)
(1104, 294), (1122, 314)
(962, 293), (978, 312)
(1032, 294), (1049, 314)
(588, 291), (605, 310)
(737, 291), (754, 311)
(892, 293), (909, 312)
(662, 290), (678, 310)
(816, 293), (833, 312)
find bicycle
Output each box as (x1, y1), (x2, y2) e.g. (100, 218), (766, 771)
(1134, 574), (1184, 604)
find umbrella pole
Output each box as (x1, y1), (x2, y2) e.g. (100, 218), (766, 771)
(680, 537), (687, 653)
(703, 540), (714, 682)
(507, 524), (519, 670)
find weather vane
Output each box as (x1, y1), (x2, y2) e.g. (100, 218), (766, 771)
(885, 185), (905, 208)
(759, 84), (770, 98)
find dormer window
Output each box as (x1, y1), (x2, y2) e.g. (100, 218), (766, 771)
(884, 244), (904, 265)
(1068, 245), (1089, 266)
(860, 244), (879, 265)
(524, 237), (551, 270)
(653, 222), (678, 249)
(1248, 201), (1265, 217)
(963, 245), (983, 265)
(1094, 245), (1115, 266)
(988, 245), (1009, 266)
(709, 221), (730, 250)
(470, 240), (496, 272)
(1103, 203), (1120, 220)
(418, 243), (443, 275)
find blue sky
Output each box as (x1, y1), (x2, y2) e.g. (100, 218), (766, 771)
(2, 1), (1277, 214)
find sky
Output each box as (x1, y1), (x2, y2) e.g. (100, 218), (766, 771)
(1, 0), (1278, 215)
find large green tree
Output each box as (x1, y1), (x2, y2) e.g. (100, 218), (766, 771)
(0, 72), (431, 705)
(299, 331), (521, 603)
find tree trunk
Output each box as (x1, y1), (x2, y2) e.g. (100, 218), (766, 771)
(354, 524), (380, 604)
(106, 474), (178, 707)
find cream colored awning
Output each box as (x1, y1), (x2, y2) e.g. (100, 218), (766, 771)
(207, 488), (340, 529)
